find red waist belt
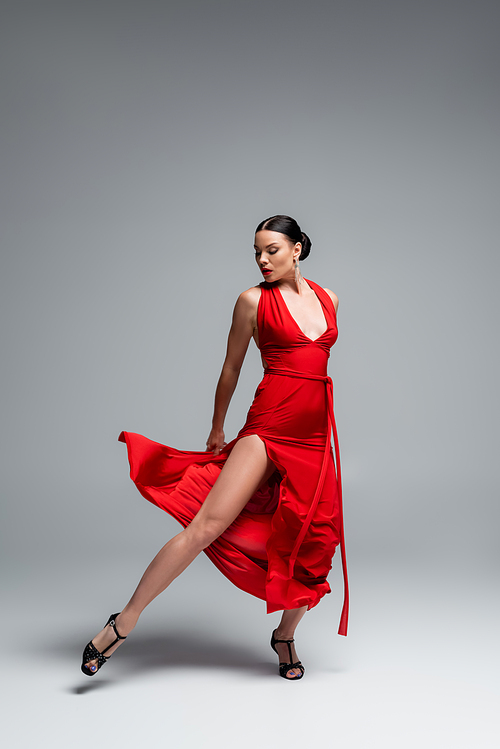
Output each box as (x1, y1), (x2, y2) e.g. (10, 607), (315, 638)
(264, 367), (349, 636)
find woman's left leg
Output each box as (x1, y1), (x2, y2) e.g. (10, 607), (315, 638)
(273, 605), (308, 678)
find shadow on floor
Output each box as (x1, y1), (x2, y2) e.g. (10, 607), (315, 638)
(70, 679), (113, 695)
(41, 628), (278, 688)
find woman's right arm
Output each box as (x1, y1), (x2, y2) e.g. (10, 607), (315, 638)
(205, 287), (260, 455)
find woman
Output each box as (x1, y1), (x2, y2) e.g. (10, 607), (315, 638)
(81, 214), (349, 681)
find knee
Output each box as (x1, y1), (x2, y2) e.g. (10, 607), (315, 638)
(185, 519), (226, 551)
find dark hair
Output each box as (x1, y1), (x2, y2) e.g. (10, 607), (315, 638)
(255, 214), (312, 261)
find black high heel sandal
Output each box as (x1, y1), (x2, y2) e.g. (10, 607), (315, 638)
(81, 613), (127, 676)
(270, 629), (305, 680)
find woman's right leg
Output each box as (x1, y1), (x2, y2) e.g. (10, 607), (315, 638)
(83, 435), (275, 672)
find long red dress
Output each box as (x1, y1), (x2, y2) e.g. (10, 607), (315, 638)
(119, 278), (349, 635)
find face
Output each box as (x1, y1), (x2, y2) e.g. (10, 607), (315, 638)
(254, 230), (301, 282)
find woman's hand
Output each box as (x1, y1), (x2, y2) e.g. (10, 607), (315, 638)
(206, 427), (227, 455)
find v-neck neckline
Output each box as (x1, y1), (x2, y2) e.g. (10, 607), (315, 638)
(275, 279), (330, 343)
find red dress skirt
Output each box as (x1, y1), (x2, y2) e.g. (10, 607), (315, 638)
(119, 278), (349, 635)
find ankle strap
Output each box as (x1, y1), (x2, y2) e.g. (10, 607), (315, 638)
(108, 616), (126, 640)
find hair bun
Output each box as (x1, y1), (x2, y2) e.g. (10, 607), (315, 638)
(300, 232), (311, 261)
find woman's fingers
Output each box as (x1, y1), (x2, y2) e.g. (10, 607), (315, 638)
(205, 429), (226, 453)
(206, 440), (227, 455)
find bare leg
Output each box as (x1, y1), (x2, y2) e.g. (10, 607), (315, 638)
(84, 435), (275, 672)
(273, 605), (308, 679)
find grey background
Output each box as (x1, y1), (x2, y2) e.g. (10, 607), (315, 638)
(1, 1), (499, 747)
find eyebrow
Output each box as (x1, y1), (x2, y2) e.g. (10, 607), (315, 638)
(254, 243), (279, 249)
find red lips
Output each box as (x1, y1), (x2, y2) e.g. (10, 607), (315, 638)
(261, 269), (272, 275)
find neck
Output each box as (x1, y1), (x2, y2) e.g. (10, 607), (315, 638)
(274, 272), (307, 295)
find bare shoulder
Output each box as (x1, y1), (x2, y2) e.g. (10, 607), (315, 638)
(323, 287), (339, 314)
(233, 285), (261, 320)
(238, 285), (262, 305)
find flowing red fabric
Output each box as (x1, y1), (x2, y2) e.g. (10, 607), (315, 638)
(119, 278), (349, 635)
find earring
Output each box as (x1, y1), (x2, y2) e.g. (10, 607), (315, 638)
(294, 258), (301, 284)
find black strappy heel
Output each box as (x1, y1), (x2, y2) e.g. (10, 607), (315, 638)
(81, 613), (127, 676)
(270, 629), (305, 680)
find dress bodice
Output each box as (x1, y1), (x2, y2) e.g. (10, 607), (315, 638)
(257, 278), (338, 375)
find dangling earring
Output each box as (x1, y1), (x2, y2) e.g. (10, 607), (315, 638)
(295, 258), (302, 285)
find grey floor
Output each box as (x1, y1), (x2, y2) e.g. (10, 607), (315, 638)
(3, 553), (498, 749)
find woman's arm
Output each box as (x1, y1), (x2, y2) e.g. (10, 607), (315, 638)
(205, 287), (259, 455)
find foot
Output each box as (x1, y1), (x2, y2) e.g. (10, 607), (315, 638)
(272, 629), (304, 679)
(82, 612), (132, 674)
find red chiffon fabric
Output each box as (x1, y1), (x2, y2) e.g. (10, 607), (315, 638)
(119, 278), (349, 635)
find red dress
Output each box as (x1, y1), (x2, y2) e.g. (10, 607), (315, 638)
(119, 278), (349, 635)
